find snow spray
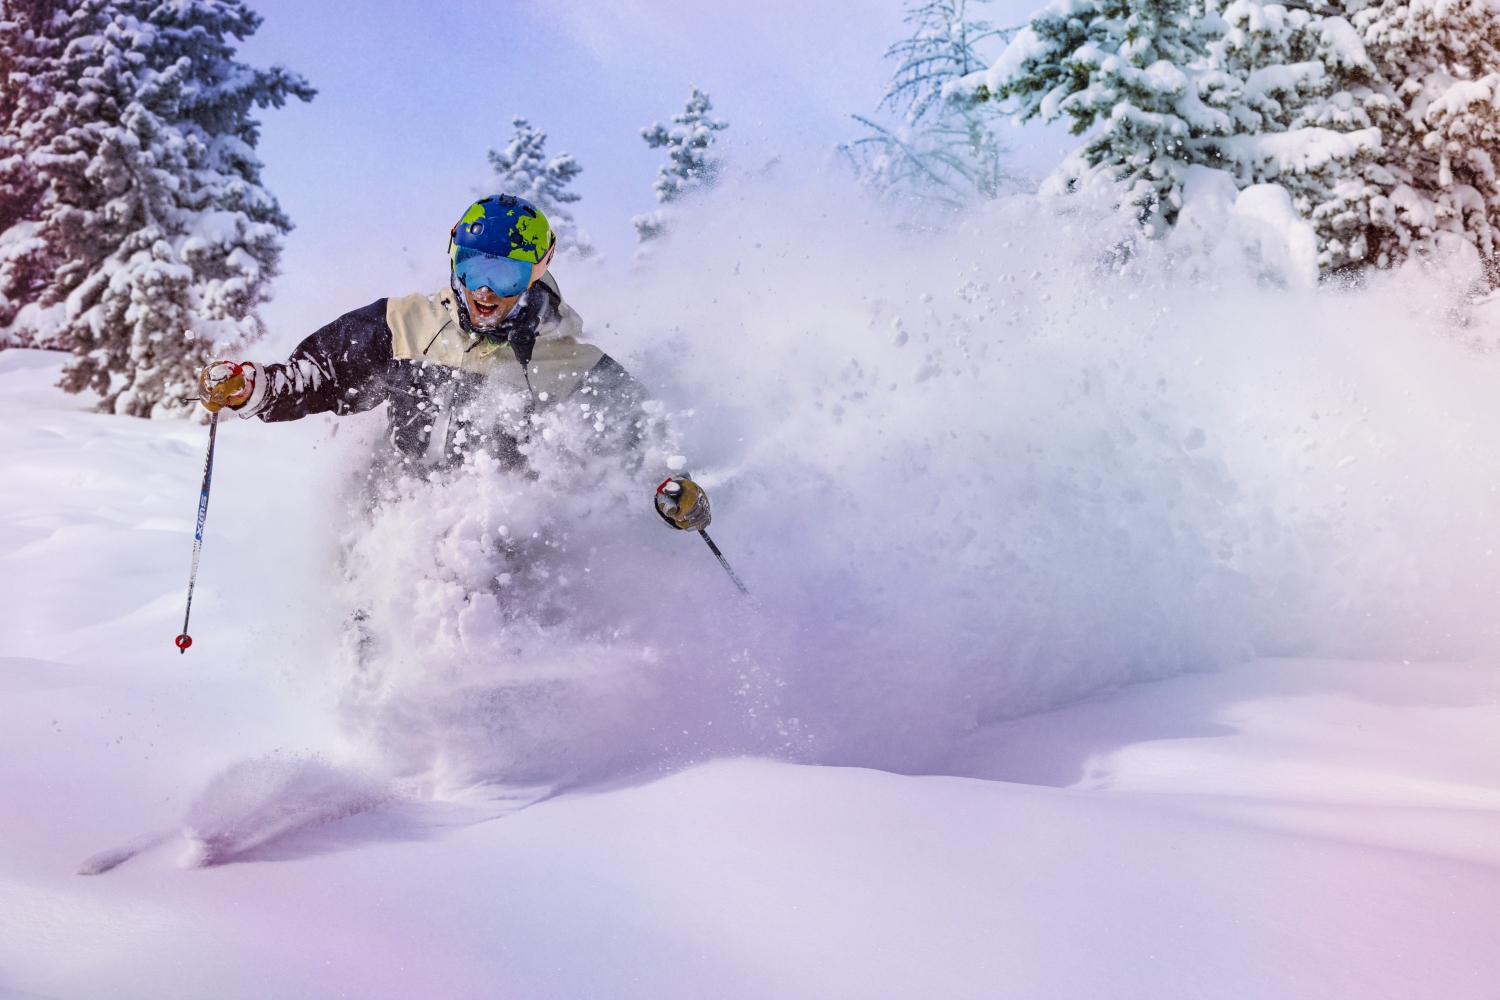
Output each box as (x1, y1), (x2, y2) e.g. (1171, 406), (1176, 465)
(264, 171), (1500, 790)
(176, 408), (220, 653)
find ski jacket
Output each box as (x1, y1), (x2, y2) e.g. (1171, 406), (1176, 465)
(234, 273), (643, 466)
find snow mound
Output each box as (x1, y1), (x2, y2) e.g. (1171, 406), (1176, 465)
(180, 756), (389, 867)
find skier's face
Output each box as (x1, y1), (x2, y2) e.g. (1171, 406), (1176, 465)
(459, 244), (554, 329)
(463, 284), (520, 328)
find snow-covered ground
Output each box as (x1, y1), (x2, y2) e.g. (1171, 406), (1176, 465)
(3, 343), (1499, 999)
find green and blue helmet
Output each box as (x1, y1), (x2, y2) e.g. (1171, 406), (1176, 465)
(450, 195), (554, 298)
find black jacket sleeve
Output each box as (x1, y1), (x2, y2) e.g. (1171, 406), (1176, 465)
(254, 299), (395, 422)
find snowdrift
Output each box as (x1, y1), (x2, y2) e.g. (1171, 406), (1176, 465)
(5, 173), (1500, 999)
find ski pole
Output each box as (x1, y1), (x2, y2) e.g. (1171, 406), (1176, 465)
(175, 409), (219, 652)
(698, 529), (749, 596)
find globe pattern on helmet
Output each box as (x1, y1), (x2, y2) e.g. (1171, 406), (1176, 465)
(451, 194), (553, 264)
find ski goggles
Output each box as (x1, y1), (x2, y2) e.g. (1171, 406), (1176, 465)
(453, 246), (535, 298)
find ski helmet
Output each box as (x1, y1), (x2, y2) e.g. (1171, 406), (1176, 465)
(450, 194), (553, 266)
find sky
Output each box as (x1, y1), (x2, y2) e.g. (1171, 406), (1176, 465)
(233, 0), (1071, 350)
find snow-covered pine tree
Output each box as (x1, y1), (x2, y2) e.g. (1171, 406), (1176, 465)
(487, 116), (593, 258)
(632, 86), (728, 243)
(1204, 0), (1384, 269)
(1344, 0), (1500, 273)
(0, 0), (84, 340)
(844, 0), (1019, 207)
(14, 0), (313, 417)
(952, 0), (1326, 231)
(956, 0), (1500, 277)
(0, 18), (37, 242)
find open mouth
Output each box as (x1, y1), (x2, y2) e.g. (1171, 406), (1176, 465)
(466, 292), (515, 327)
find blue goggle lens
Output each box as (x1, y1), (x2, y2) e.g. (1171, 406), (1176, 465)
(454, 249), (533, 297)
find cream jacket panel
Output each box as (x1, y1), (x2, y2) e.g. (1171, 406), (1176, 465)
(386, 272), (599, 399)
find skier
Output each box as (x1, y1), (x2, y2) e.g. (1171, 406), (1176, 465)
(195, 194), (710, 530)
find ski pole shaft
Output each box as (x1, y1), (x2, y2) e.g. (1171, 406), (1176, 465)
(175, 410), (219, 652)
(698, 529), (749, 596)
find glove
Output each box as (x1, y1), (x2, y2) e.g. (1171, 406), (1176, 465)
(198, 360), (256, 412)
(654, 476), (711, 531)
